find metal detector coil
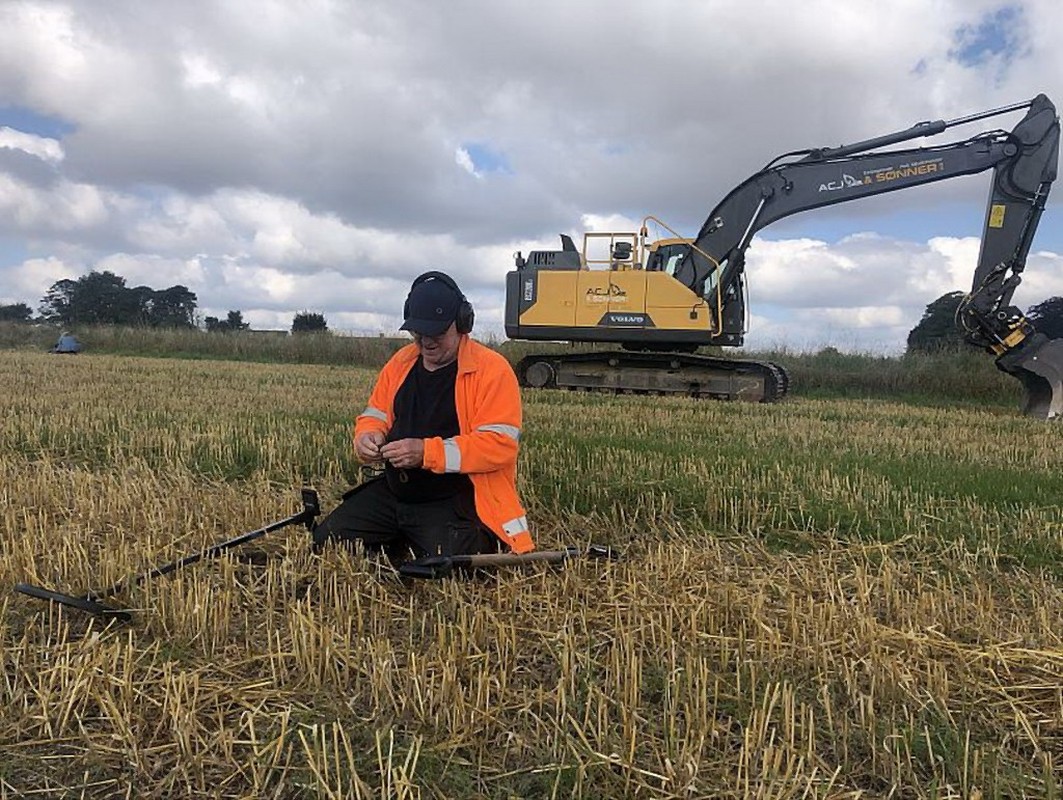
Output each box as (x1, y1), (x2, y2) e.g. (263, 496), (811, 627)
(13, 582), (133, 623)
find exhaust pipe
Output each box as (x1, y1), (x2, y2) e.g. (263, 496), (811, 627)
(996, 333), (1063, 420)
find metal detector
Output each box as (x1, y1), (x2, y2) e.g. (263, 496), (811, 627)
(398, 544), (618, 580)
(15, 488), (320, 623)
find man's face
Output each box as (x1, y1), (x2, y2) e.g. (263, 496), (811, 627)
(414, 322), (461, 370)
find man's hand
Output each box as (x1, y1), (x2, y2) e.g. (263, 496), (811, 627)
(355, 431), (386, 463)
(380, 438), (425, 469)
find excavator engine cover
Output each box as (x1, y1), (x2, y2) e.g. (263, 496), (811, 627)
(996, 334), (1063, 420)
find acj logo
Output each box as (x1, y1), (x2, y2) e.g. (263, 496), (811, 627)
(818, 173), (868, 192)
(585, 283), (628, 304)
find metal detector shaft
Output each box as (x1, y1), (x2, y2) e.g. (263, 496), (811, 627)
(87, 491), (319, 602)
(15, 488), (320, 619)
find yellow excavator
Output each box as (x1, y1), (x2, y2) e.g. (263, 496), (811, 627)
(504, 94), (1062, 418)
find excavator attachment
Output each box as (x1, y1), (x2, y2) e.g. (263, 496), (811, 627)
(997, 334), (1063, 420)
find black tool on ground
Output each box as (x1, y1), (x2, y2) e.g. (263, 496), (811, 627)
(399, 544), (618, 579)
(15, 488), (320, 623)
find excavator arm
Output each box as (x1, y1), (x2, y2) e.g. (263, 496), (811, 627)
(677, 96), (1058, 302)
(672, 94), (1062, 417)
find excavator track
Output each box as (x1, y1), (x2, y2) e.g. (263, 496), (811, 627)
(516, 351), (791, 403)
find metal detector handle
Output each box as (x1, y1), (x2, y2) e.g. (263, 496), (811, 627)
(88, 488), (320, 602)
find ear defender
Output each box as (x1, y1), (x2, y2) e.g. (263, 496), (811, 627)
(406, 271), (475, 334)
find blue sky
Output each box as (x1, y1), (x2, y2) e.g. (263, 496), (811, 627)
(953, 5), (1022, 66)
(1, 0), (1061, 353)
(457, 142), (511, 177)
(0, 105), (76, 139)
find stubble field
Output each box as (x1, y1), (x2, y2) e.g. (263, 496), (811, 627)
(2, 350), (1063, 798)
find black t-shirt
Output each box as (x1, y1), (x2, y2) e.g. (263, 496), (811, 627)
(385, 358), (474, 502)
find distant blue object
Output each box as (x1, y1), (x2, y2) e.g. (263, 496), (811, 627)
(53, 333), (81, 354)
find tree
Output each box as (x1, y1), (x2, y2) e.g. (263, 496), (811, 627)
(38, 279), (78, 323)
(0, 302), (33, 323)
(1026, 296), (1063, 339)
(71, 271), (136, 325)
(128, 285), (155, 326)
(226, 310), (249, 331)
(205, 310), (250, 332)
(40, 273), (129, 325)
(291, 311), (328, 334)
(147, 285), (198, 328)
(906, 291), (967, 354)
(38, 271), (199, 327)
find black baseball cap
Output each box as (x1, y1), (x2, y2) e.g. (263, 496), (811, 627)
(400, 278), (460, 336)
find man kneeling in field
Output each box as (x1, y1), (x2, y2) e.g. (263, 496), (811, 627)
(312, 271), (534, 562)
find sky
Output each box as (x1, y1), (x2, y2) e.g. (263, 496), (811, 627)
(0, 0), (1061, 354)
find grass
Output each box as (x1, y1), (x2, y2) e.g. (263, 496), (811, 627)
(1, 348), (1063, 797)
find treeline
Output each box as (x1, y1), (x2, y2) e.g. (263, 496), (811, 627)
(0, 271), (328, 334)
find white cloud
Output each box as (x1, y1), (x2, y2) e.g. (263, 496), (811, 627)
(0, 128), (64, 163)
(3, 256), (75, 305)
(0, 174), (110, 231)
(94, 253), (208, 289)
(455, 147), (479, 178)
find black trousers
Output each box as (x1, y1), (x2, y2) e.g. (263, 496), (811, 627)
(311, 478), (500, 560)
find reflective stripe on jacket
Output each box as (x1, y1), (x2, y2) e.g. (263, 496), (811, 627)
(354, 336), (533, 553)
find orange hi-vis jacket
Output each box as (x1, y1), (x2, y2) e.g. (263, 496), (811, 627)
(354, 335), (534, 554)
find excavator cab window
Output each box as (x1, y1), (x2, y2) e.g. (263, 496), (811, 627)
(648, 242), (691, 277)
(664, 252), (684, 276)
